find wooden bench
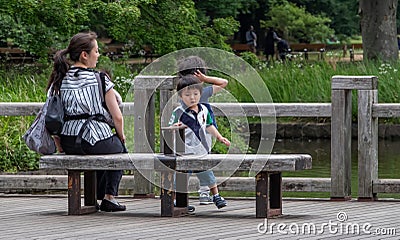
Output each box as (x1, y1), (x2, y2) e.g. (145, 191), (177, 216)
(230, 43), (251, 55)
(102, 44), (126, 60)
(0, 47), (36, 63)
(289, 43), (326, 60)
(39, 153), (312, 218)
(142, 45), (160, 63)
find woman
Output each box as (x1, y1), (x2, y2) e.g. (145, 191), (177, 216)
(46, 31), (127, 212)
(264, 27), (279, 61)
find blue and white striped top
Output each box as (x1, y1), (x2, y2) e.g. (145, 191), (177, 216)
(60, 67), (114, 146)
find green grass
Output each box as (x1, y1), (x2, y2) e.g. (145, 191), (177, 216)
(0, 66), (49, 102)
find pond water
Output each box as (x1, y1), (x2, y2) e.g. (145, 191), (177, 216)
(251, 138), (400, 197)
(263, 138), (400, 179)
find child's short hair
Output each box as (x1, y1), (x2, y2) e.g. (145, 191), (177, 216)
(177, 75), (203, 96)
(177, 56), (207, 76)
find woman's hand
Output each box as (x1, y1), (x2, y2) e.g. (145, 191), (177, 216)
(119, 133), (126, 144)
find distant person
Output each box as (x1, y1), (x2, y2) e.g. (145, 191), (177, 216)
(245, 25), (257, 54)
(277, 38), (290, 62)
(264, 27), (279, 61)
(397, 36), (400, 50)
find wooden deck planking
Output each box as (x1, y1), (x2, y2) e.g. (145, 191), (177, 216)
(0, 195), (398, 239)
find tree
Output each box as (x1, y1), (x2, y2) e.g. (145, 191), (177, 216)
(113, 0), (239, 55)
(261, 0), (334, 43)
(359, 0), (398, 61)
(289, 0), (360, 38)
(0, 0), (144, 58)
(194, 0), (258, 21)
(0, 0), (239, 58)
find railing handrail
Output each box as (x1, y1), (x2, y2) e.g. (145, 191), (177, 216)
(0, 102), (332, 117)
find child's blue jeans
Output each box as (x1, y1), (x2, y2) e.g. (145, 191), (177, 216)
(196, 170), (217, 187)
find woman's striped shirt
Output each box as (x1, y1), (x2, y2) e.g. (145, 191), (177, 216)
(60, 67), (114, 146)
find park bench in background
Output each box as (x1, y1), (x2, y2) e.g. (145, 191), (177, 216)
(0, 47), (36, 63)
(288, 43), (326, 61)
(230, 43), (251, 55)
(101, 44), (160, 63)
(102, 43), (126, 60)
(142, 45), (161, 63)
(0, 45), (176, 64)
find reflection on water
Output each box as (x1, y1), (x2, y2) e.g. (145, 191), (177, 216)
(255, 139), (400, 179)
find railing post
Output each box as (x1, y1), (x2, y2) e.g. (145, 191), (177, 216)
(319, 48), (325, 60)
(304, 48), (308, 61)
(331, 75), (379, 201)
(357, 76), (378, 201)
(160, 88), (174, 153)
(133, 88), (155, 197)
(331, 78), (352, 200)
(132, 76), (176, 198)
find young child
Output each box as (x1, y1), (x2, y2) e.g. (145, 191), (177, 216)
(177, 56), (228, 205)
(169, 75), (231, 209)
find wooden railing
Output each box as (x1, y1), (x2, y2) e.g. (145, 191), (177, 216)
(1, 75), (399, 201)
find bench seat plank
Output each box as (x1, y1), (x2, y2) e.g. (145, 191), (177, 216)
(40, 153), (312, 172)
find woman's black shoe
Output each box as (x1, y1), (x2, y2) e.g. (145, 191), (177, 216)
(100, 199), (126, 212)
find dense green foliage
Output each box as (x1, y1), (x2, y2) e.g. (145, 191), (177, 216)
(131, 0), (239, 54)
(289, 0), (360, 37)
(0, 0), (239, 58)
(0, 0), (148, 58)
(195, 0), (258, 19)
(261, 0), (334, 43)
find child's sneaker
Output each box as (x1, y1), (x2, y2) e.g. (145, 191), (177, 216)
(187, 205), (196, 213)
(174, 200), (195, 213)
(213, 194), (227, 209)
(199, 191), (213, 205)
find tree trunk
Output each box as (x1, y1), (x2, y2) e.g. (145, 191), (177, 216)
(359, 0), (398, 61)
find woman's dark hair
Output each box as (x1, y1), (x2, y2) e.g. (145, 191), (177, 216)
(177, 56), (207, 76)
(46, 31), (97, 92)
(177, 75), (203, 96)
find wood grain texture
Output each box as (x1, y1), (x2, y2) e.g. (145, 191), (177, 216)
(40, 153), (312, 172)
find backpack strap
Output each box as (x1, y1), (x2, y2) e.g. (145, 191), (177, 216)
(74, 114), (108, 151)
(176, 105), (210, 152)
(95, 71), (108, 111)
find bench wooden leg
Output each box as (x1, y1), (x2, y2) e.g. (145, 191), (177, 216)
(160, 171), (175, 217)
(68, 170), (98, 215)
(256, 171), (268, 218)
(68, 170), (81, 215)
(255, 171), (282, 218)
(175, 172), (189, 215)
(269, 172), (282, 217)
(160, 171), (189, 217)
